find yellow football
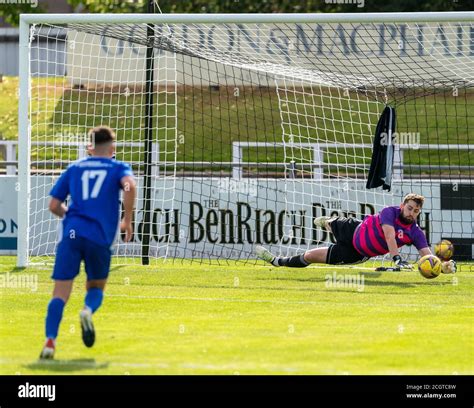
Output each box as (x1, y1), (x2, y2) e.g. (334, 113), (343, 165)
(434, 240), (454, 261)
(417, 254), (442, 279)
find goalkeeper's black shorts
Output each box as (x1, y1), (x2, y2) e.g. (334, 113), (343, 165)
(326, 217), (370, 265)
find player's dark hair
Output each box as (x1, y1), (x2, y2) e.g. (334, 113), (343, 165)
(403, 193), (425, 207)
(89, 126), (116, 147)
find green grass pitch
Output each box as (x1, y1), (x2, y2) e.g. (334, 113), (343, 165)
(0, 256), (472, 375)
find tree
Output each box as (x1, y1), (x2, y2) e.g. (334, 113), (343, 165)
(0, 3), (45, 27)
(66, 0), (146, 14)
(155, 0), (471, 13)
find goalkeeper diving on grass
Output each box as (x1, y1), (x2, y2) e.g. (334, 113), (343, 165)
(40, 126), (136, 359)
(256, 193), (456, 273)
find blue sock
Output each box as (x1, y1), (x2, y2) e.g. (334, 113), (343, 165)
(45, 298), (65, 339)
(85, 288), (103, 314)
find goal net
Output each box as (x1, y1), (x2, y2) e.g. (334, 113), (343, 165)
(18, 13), (474, 267)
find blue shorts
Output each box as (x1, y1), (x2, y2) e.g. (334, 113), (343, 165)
(52, 235), (112, 281)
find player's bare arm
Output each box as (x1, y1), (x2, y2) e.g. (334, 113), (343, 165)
(120, 175), (136, 242)
(418, 247), (432, 257)
(381, 224), (411, 269)
(381, 224), (399, 258)
(48, 197), (67, 218)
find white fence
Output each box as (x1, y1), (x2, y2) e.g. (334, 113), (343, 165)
(1, 140), (472, 179)
(231, 142), (474, 179)
(0, 140), (158, 176)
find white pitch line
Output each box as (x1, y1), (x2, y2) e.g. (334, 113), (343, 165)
(108, 293), (323, 305)
(4, 290), (473, 308)
(105, 293), (451, 309)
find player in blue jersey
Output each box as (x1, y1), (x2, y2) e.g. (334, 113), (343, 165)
(40, 126), (136, 359)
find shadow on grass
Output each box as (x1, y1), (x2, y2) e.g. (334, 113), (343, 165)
(110, 265), (128, 272)
(134, 278), (411, 292)
(25, 359), (109, 372)
(4, 267), (29, 273)
(2, 264), (126, 276)
(255, 275), (453, 289)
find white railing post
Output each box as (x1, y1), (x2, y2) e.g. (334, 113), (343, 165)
(312, 144), (323, 179)
(394, 144), (403, 180)
(232, 142), (242, 179)
(6, 141), (16, 175)
(152, 141), (159, 178)
(78, 143), (88, 159)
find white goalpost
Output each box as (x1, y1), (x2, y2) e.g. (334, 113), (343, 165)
(17, 12), (474, 267)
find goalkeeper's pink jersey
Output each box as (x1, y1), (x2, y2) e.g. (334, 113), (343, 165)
(352, 206), (428, 257)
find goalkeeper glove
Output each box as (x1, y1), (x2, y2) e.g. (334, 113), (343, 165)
(393, 255), (413, 270)
(441, 260), (457, 274)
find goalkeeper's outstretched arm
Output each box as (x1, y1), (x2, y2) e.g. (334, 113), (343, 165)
(381, 224), (399, 258)
(382, 224), (413, 270)
(418, 247), (432, 257)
